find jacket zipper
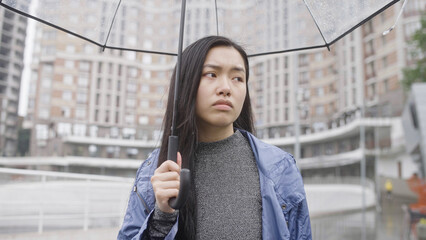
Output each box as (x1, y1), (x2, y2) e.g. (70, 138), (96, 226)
(133, 185), (150, 215)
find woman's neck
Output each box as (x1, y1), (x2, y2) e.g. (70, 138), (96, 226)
(198, 125), (234, 143)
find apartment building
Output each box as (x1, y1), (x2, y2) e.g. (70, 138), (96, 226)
(0, 1), (30, 156)
(251, 1), (424, 178)
(27, 0), (180, 159)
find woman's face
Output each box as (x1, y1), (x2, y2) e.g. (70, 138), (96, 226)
(195, 46), (247, 136)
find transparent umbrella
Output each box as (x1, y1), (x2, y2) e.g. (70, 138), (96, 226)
(1, 0), (399, 56)
(0, 0), (400, 209)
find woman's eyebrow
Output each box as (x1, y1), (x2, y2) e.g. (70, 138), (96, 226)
(203, 64), (245, 73)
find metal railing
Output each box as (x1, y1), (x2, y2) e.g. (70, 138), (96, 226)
(0, 167), (134, 234)
(303, 176), (376, 191)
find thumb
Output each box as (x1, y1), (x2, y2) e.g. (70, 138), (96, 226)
(177, 152), (182, 168)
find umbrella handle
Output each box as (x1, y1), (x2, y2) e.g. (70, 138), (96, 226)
(167, 136), (191, 209)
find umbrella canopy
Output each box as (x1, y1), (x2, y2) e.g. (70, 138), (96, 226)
(1, 0), (399, 57)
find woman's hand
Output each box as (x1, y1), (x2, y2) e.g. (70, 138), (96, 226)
(151, 152), (182, 213)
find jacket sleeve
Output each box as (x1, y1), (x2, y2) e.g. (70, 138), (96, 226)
(117, 150), (179, 240)
(278, 152), (312, 240)
(287, 197), (312, 240)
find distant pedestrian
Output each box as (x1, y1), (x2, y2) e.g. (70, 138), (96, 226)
(385, 179), (393, 199)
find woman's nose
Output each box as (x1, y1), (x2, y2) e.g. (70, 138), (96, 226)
(217, 78), (231, 96)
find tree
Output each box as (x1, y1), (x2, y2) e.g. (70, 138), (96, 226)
(402, 12), (426, 90)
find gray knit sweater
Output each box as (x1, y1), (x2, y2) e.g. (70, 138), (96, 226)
(148, 130), (262, 239)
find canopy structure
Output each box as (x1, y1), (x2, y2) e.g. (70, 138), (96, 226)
(1, 0), (399, 57)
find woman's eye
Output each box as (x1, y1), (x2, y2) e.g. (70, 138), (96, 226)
(233, 77), (244, 82)
(204, 73), (216, 78)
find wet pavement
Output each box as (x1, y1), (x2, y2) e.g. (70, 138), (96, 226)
(311, 195), (416, 240)
(377, 195), (415, 240)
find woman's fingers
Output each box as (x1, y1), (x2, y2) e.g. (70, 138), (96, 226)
(155, 160), (181, 174)
(177, 152), (182, 168)
(151, 171), (179, 182)
(152, 180), (180, 191)
(150, 152), (183, 213)
(155, 189), (179, 201)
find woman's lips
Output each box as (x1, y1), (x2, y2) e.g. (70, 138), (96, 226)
(213, 99), (233, 110)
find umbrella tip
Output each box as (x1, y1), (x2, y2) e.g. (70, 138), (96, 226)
(382, 27), (393, 36)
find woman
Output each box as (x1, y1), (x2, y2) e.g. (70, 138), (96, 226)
(118, 36), (311, 240)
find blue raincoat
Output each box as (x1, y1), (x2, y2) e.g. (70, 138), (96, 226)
(118, 129), (312, 240)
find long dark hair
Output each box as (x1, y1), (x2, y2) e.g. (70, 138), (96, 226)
(158, 36), (254, 239)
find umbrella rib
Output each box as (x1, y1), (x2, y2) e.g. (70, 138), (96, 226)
(302, 0), (330, 51)
(248, 44), (327, 58)
(214, 0), (219, 35)
(102, 0), (122, 51)
(0, 2), (102, 48)
(103, 46), (177, 56)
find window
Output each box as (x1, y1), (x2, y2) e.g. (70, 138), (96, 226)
(140, 100), (149, 108)
(106, 94), (111, 106)
(156, 100), (163, 108)
(144, 71), (151, 79)
(316, 87), (324, 97)
(366, 62), (375, 76)
(143, 55), (152, 64)
(285, 108), (289, 121)
(315, 53), (322, 61)
(115, 111), (120, 123)
(90, 125), (98, 137)
(128, 67), (138, 77)
(366, 40), (374, 55)
(78, 75), (88, 86)
(84, 45), (94, 54)
(38, 108), (49, 119)
(77, 92), (87, 103)
(57, 123), (72, 136)
(127, 82), (137, 93)
(116, 96), (120, 107)
(65, 60), (75, 69)
(76, 108), (86, 119)
(141, 84), (149, 93)
(63, 74), (73, 85)
(369, 83), (376, 97)
(139, 116), (149, 125)
(40, 95), (50, 104)
(36, 124), (48, 140)
(315, 70), (322, 78)
(61, 107), (71, 118)
(156, 86), (165, 94)
(79, 61), (90, 71)
(316, 105), (324, 116)
(73, 124), (86, 136)
(382, 56), (388, 69)
(107, 79), (112, 89)
(62, 91), (72, 101)
(143, 40), (152, 49)
(125, 115), (135, 124)
(384, 79), (389, 91)
(42, 77), (52, 88)
(105, 110), (110, 122)
(126, 98), (136, 107)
